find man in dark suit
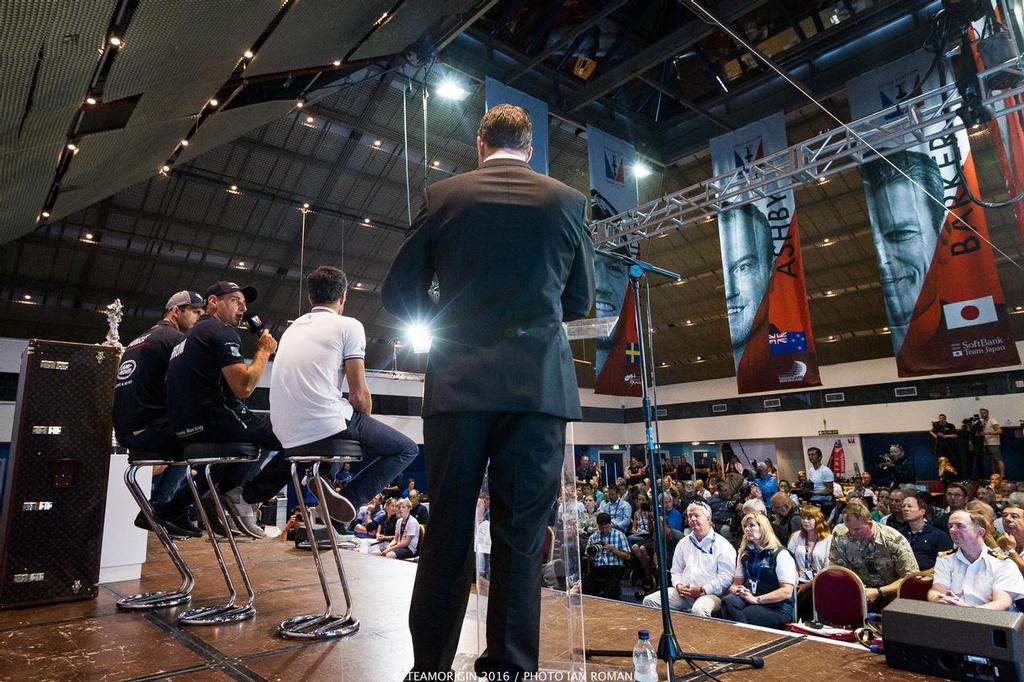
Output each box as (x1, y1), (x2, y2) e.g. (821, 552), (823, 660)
(382, 103), (594, 679)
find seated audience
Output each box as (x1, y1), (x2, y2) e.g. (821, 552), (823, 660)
(933, 481), (969, 532)
(770, 492), (801, 545)
(627, 495), (654, 547)
(787, 505), (832, 621)
(998, 505), (1024, 578)
(642, 502), (736, 616)
(721, 513), (797, 628)
(929, 510), (1024, 609)
(401, 478), (416, 498)
(368, 498), (399, 549)
(661, 492), (683, 532)
(579, 494), (600, 537)
(631, 516), (685, 592)
(333, 461), (354, 488)
(829, 503), (919, 607)
(884, 486), (916, 532)
(599, 485), (632, 534)
(376, 498), (420, 559)
(583, 513), (631, 599)
(753, 462), (779, 499)
(351, 495), (381, 536)
(408, 489), (429, 526)
(871, 488), (891, 522)
(900, 492), (953, 571)
(576, 456), (598, 488)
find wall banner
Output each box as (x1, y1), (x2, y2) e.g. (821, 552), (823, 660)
(710, 112), (821, 394)
(847, 50), (1020, 375)
(484, 77), (549, 175)
(587, 125), (638, 381)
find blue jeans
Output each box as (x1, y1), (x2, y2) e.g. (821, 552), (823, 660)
(335, 412), (419, 507)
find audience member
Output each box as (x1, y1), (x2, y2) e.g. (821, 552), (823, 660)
(334, 462), (354, 488)
(352, 496), (381, 536)
(661, 492), (683, 532)
(642, 502), (736, 616)
(753, 462), (779, 499)
(871, 488), (891, 522)
(929, 510), (1023, 609)
(376, 499), (420, 559)
(787, 505), (832, 621)
(879, 444), (915, 486)
(859, 472), (877, 503)
(626, 457), (646, 486)
(579, 494), (600, 537)
(806, 447), (835, 517)
(721, 513), (797, 628)
(828, 503), (919, 607)
(930, 413), (959, 472)
(576, 456), (598, 488)
(583, 513), (631, 599)
(770, 492), (801, 545)
(631, 516), (685, 592)
(600, 485), (632, 534)
(900, 492), (953, 570)
(408, 490), (430, 526)
(678, 459), (695, 481)
(628, 495), (655, 547)
(883, 487), (910, 531)
(934, 482), (969, 532)
(369, 498), (399, 549)
(979, 408), (1003, 477)
(401, 478), (417, 498)
(999, 505), (1024, 577)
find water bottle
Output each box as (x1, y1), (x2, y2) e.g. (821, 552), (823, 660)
(633, 629), (658, 682)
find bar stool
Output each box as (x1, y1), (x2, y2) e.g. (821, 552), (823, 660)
(117, 449), (195, 610)
(278, 436), (363, 640)
(177, 442), (260, 626)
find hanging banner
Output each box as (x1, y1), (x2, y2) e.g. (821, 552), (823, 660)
(847, 50), (1020, 376)
(971, 10), (1024, 241)
(587, 125), (638, 377)
(593, 282), (642, 397)
(484, 77), (549, 175)
(801, 435), (864, 479)
(710, 112), (821, 394)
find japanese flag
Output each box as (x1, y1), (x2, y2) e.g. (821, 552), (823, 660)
(943, 295), (998, 329)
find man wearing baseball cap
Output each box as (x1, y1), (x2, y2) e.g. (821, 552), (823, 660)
(166, 281), (279, 538)
(113, 290), (205, 537)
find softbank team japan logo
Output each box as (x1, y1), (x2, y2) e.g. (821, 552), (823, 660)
(603, 149), (626, 184)
(951, 343), (964, 358)
(943, 295), (997, 330)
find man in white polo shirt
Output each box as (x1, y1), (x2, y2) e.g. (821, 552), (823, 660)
(270, 266), (419, 521)
(642, 501), (736, 616)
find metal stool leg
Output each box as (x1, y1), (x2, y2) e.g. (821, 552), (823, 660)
(178, 461), (256, 625)
(117, 462), (195, 610)
(277, 460), (359, 640)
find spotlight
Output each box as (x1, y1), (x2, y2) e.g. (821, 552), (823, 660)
(85, 233), (94, 240)
(633, 162), (652, 179)
(436, 79), (468, 101)
(407, 323), (432, 354)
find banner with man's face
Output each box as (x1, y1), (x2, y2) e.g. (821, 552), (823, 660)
(710, 112), (821, 394)
(588, 125), (639, 393)
(847, 50), (1019, 375)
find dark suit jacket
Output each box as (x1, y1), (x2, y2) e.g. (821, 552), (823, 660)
(382, 157), (595, 420)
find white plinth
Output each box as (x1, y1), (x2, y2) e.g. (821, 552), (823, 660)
(99, 454), (150, 583)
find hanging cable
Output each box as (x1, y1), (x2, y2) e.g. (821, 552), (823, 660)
(402, 80), (413, 226)
(677, 0), (1024, 275)
(298, 207), (307, 316)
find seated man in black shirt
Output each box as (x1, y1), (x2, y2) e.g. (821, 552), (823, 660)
(166, 281), (281, 538)
(113, 290), (205, 537)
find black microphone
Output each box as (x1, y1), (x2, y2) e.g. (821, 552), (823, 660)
(242, 310), (266, 335)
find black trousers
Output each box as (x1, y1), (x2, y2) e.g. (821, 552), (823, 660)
(583, 564), (626, 599)
(408, 412), (567, 677)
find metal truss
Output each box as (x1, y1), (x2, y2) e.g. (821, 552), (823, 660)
(589, 58), (1024, 248)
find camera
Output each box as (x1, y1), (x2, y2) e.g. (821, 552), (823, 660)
(585, 544), (600, 558)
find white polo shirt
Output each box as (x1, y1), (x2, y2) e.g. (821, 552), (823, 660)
(933, 547), (1024, 607)
(807, 464), (834, 495)
(270, 306), (366, 448)
(669, 530), (737, 596)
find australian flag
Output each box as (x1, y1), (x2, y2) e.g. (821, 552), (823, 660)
(768, 331), (807, 355)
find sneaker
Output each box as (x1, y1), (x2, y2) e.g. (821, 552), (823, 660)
(222, 487), (266, 539)
(311, 475), (356, 523)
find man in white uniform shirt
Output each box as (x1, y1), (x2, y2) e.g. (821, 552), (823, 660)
(929, 510), (1024, 610)
(270, 266), (419, 520)
(642, 502), (736, 616)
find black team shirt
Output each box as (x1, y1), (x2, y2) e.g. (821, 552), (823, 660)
(165, 314), (248, 438)
(112, 320), (183, 439)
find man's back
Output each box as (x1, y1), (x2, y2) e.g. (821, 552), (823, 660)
(383, 158), (594, 419)
(113, 320), (183, 438)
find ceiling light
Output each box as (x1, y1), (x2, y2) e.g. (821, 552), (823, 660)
(691, 441), (701, 446)
(229, 184), (238, 191)
(332, 59), (341, 67)
(84, 233), (93, 240)
(373, 139), (382, 147)
(363, 217), (371, 224)
(825, 290), (835, 297)
(160, 164), (170, 174)
(828, 335), (836, 341)
(685, 319), (693, 325)
(40, 211), (50, 219)
(295, 98), (305, 109)
(432, 160), (441, 167)
(816, 176), (830, 185)
(695, 356), (704, 362)
(85, 97), (97, 105)
(66, 143), (77, 151)
(354, 282), (362, 288)
(179, 139), (189, 147)
(660, 362), (669, 367)
(821, 238), (831, 245)
(208, 98), (219, 107)
(407, 323), (432, 354)
(1016, 306), (1023, 312)
(302, 202), (310, 209)
(305, 115), (314, 124)
(109, 36), (122, 47)
(633, 162), (652, 179)
(703, 215), (714, 224)
(237, 261), (245, 267)
(23, 294), (32, 300)
(243, 50), (254, 59)
(436, 79), (469, 101)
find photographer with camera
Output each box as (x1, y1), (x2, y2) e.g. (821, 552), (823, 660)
(930, 413), (959, 476)
(877, 444), (915, 488)
(582, 512), (631, 599)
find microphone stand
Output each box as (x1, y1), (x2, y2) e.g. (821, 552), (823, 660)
(582, 250), (764, 680)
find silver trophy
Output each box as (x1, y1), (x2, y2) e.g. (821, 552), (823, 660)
(102, 298), (125, 353)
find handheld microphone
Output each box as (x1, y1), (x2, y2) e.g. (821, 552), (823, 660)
(242, 310), (266, 336)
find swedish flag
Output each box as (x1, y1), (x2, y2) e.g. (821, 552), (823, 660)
(625, 342), (640, 364)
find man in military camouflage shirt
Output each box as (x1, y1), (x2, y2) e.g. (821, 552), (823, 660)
(829, 503), (919, 607)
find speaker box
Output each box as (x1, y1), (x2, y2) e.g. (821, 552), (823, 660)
(883, 598), (1023, 681)
(0, 340), (119, 608)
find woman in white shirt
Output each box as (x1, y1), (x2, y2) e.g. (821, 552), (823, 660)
(786, 504), (832, 621)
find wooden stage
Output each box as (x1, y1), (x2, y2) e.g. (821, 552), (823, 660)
(0, 535), (944, 681)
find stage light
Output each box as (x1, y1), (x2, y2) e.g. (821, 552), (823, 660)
(633, 162), (652, 179)
(816, 175), (830, 185)
(436, 79), (468, 101)
(363, 217), (371, 224)
(407, 324), (432, 354)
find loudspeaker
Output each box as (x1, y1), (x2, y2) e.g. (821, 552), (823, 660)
(0, 340), (118, 608)
(883, 598), (1023, 681)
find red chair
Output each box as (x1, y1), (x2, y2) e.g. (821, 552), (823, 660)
(897, 572), (933, 601)
(813, 566), (868, 629)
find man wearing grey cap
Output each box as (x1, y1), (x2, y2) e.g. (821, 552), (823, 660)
(113, 290), (205, 537)
(166, 281), (280, 538)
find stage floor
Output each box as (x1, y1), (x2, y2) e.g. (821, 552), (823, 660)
(0, 535), (944, 681)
